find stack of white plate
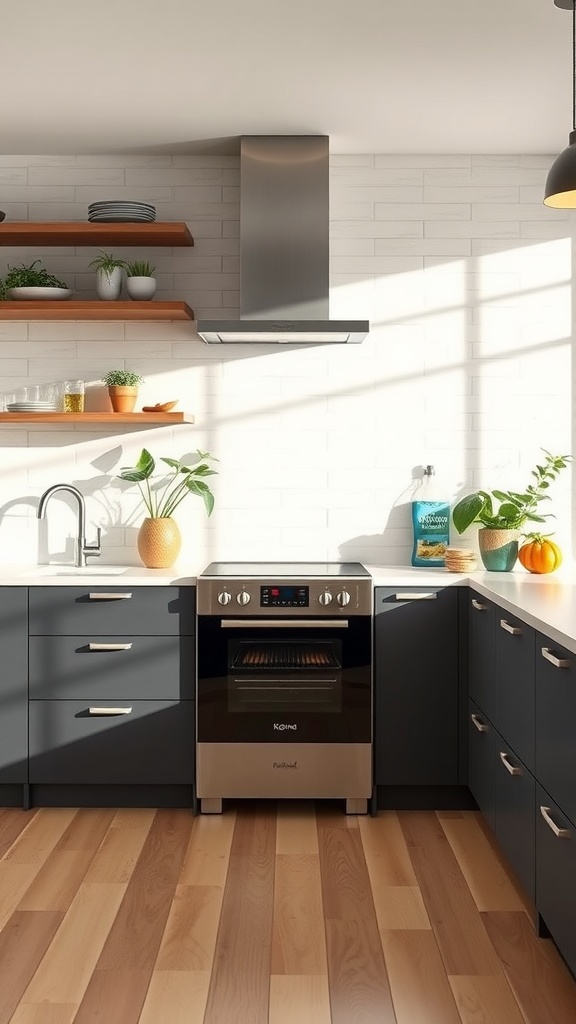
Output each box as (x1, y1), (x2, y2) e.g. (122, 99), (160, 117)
(7, 402), (60, 412)
(88, 201), (156, 223)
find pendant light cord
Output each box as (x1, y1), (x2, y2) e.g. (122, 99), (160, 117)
(569, 0), (573, 132)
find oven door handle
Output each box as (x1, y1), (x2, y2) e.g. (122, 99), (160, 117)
(220, 619), (349, 629)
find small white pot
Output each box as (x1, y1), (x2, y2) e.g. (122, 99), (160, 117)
(126, 276), (157, 301)
(95, 267), (123, 301)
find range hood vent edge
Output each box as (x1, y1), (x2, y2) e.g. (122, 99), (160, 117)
(196, 135), (369, 345)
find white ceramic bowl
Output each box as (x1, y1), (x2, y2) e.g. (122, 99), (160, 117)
(9, 287), (73, 301)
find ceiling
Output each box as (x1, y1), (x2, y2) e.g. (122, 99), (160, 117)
(2, 0), (573, 155)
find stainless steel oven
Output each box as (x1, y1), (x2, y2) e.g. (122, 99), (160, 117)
(196, 561), (372, 813)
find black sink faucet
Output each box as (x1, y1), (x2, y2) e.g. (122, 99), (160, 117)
(37, 484), (102, 568)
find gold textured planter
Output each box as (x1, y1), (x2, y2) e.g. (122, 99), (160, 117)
(137, 517), (181, 568)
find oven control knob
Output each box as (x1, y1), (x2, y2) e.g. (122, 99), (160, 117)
(337, 590), (351, 607)
(318, 590), (333, 606)
(217, 590), (232, 605)
(237, 591), (251, 605)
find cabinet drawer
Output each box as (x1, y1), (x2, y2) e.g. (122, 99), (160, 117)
(29, 699), (194, 784)
(495, 614), (535, 772)
(29, 635), (194, 700)
(494, 735), (535, 903)
(469, 591), (496, 721)
(468, 699), (496, 831)
(536, 785), (576, 978)
(535, 633), (576, 824)
(28, 586), (195, 636)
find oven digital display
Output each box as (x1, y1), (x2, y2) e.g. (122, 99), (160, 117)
(260, 585), (309, 607)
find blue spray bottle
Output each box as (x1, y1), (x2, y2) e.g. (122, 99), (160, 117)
(411, 465), (450, 567)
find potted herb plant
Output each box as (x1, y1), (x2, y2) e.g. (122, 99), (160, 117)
(118, 447), (218, 567)
(125, 259), (156, 301)
(89, 250), (126, 301)
(0, 260), (71, 300)
(102, 369), (144, 413)
(452, 449), (571, 571)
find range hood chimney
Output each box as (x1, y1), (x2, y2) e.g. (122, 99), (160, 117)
(196, 136), (369, 344)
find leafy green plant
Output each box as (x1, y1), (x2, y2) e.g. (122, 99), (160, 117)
(0, 260), (68, 298)
(88, 250), (126, 279)
(452, 449), (571, 534)
(102, 369), (144, 387)
(125, 260), (156, 278)
(118, 448), (218, 518)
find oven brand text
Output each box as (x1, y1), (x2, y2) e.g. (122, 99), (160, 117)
(273, 723), (297, 731)
(273, 761), (298, 769)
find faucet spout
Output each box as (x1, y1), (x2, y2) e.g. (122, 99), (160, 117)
(37, 484), (102, 568)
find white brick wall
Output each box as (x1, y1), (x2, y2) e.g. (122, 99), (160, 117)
(0, 152), (572, 569)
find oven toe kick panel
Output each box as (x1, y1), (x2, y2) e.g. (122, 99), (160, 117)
(196, 742), (372, 805)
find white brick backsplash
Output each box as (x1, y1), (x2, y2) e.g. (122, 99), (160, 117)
(375, 203), (470, 220)
(0, 152), (571, 565)
(29, 167), (125, 186)
(375, 155), (471, 168)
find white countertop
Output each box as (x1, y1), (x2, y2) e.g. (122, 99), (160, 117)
(367, 563), (576, 656)
(3, 560), (576, 656)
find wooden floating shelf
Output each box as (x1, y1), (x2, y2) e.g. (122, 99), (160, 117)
(0, 221), (194, 247)
(0, 412), (195, 425)
(0, 301), (195, 321)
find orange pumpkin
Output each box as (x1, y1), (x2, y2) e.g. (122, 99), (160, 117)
(518, 536), (563, 574)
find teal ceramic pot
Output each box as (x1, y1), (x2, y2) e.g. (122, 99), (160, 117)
(478, 528), (520, 571)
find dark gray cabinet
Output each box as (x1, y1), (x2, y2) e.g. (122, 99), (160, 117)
(468, 591), (496, 721)
(29, 635), (194, 700)
(494, 735), (535, 903)
(495, 613), (535, 772)
(28, 585), (195, 791)
(535, 633), (576, 827)
(468, 699), (496, 831)
(374, 585), (459, 786)
(467, 590), (536, 906)
(0, 588), (27, 784)
(536, 785), (576, 978)
(29, 699), (193, 784)
(28, 585), (195, 636)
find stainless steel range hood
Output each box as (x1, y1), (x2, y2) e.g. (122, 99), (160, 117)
(196, 136), (369, 344)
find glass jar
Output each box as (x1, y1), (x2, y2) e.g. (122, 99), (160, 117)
(62, 380), (85, 413)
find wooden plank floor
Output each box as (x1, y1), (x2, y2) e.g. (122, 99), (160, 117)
(2, 803), (576, 1023)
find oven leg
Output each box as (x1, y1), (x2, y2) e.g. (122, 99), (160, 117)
(345, 798), (368, 815)
(200, 798), (223, 814)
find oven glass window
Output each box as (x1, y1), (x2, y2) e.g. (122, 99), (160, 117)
(227, 639), (342, 713)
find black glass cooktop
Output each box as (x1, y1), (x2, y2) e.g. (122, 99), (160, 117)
(200, 561), (370, 578)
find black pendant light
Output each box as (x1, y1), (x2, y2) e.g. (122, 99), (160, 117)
(544, 0), (576, 207)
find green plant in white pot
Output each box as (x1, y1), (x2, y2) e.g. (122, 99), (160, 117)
(125, 259), (156, 301)
(102, 369), (144, 413)
(0, 260), (72, 300)
(118, 447), (218, 567)
(89, 250), (126, 301)
(452, 449), (571, 571)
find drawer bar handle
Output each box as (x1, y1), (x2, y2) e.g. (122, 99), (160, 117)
(88, 707), (133, 716)
(88, 643), (133, 652)
(500, 619), (522, 636)
(499, 751), (522, 776)
(541, 647), (570, 669)
(472, 599), (487, 610)
(540, 805), (571, 838)
(88, 592), (133, 600)
(393, 592), (437, 601)
(471, 713), (488, 733)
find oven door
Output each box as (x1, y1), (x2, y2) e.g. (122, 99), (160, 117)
(197, 615), (371, 743)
